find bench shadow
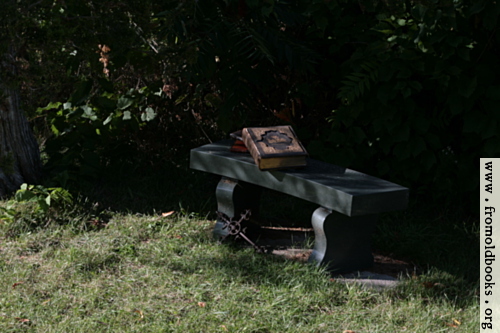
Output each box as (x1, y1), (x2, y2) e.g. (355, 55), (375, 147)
(75, 161), (477, 307)
(188, 221), (478, 307)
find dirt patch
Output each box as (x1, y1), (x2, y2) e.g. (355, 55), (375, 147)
(247, 226), (415, 279)
(370, 253), (415, 278)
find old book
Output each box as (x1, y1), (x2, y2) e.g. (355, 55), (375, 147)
(229, 139), (248, 153)
(242, 126), (308, 170)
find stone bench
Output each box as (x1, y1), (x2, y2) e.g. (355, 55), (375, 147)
(190, 140), (409, 273)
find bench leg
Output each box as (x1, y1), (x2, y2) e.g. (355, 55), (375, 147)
(308, 207), (378, 274)
(213, 177), (262, 240)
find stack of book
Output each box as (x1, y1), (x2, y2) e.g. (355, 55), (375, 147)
(230, 125), (308, 171)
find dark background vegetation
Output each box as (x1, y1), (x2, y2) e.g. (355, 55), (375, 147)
(2, 0), (499, 218)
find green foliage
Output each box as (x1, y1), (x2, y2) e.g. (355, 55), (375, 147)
(304, 0), (500, 211)
(0, 184), (73, 235)
(14, 183), (73, 213)
(0, 205), (16, 224)
(38, 80), (162, 187)
(7, 0), (499, 212)
(153, 0), (320, 131)
(338, 60), (379, 104)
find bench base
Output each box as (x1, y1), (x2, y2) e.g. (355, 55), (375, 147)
(213, 177), (377, 273)
(214, 177), (262, 240)
(309, 207), (377, 273)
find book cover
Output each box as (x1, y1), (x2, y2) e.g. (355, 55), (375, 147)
(242, 126), (308, 170)
(229, 139), (248, 153)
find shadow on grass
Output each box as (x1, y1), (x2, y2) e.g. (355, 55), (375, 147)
(164, 240), (335, 290)
(374, 202), (479, 282)
(71, 156), (478, 308)
(78, 159), (321, 230)
(372, 201), (479, 307)
(75, 159), (220, 217)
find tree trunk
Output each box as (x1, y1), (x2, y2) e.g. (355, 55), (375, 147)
(0, 45), (42, 197)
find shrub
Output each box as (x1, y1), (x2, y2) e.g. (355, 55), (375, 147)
(14, 0), (498, 214)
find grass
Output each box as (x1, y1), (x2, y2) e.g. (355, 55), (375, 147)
(0, 166), (479, 332)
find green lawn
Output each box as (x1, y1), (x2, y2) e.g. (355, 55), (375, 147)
(0, 202), (479, 332)
(0, 165), (479, 332)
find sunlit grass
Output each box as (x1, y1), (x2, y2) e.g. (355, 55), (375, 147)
(0, 204), (478, 332)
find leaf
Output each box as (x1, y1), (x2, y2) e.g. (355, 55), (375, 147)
(123, 111), (132, 120)
(393, 124), (410, 142)
(349, 127), (366, 144)
(15, 189), (36, 202)
(117, 96), (133, 110)
(408, 81), (422, 92)
(261, 5), (273, 17)
(141, 107), (156, 122)
(50, 124), (60, 136)
(103, 113), (114, 126)
(412, 4), (427, 21)
(134, 309), (144, 319)
(421, 150), (436, 170)
(94, 97), (116, 112)
(447, 95), (463, 115)
(463, 111), (484, 133)
(38, 102), (62, 112)
(234, 27), (275, 64)
(339, 62), (378, 103)
(204, 93), (222, 108)
(315, 15), (329, 30)
(459, 76), (477, 98)
(410, 137), (426, 157)
(38, 198), (49, 213)
(15, 318), (30, 323)
(469, 2), (486, 15)
(80, 105), (97, 121)
(70, 80), (92, 105)
(162, 211), (175, 217)
(175, 94), (189, 105)
(12, 282), (24, 289)
(246, 0), (258, 7)
(393, 143), (411, 160)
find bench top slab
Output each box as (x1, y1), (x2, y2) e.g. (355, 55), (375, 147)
(190, 140), (409, 216)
